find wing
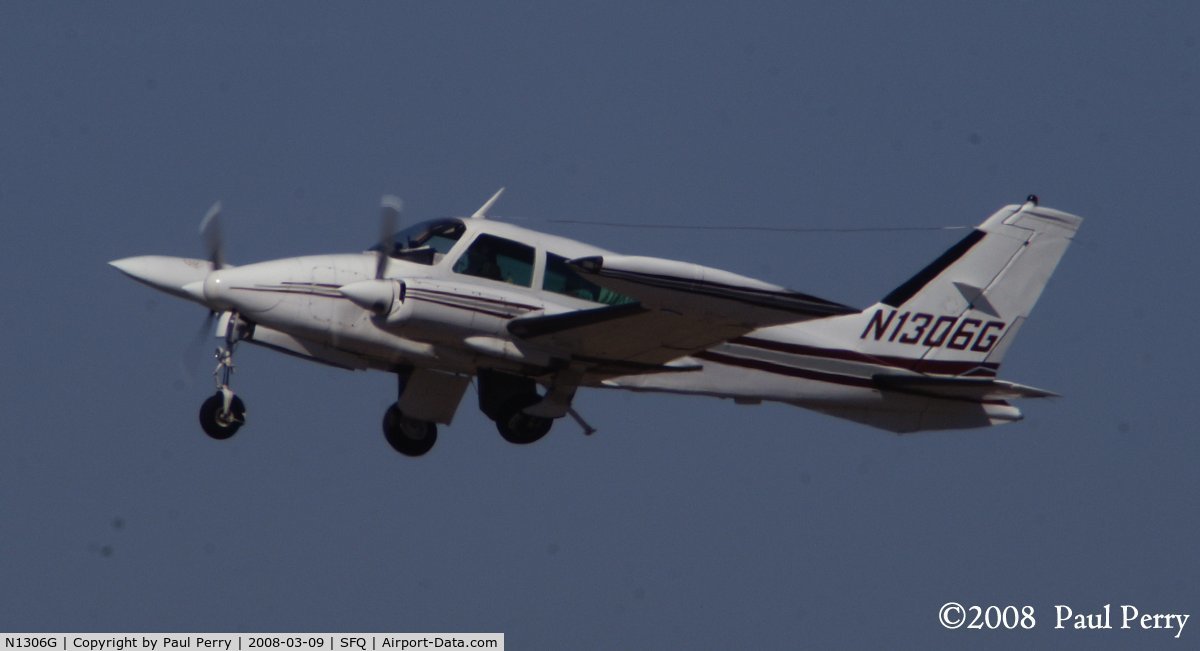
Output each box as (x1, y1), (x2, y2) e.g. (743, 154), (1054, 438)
(570, 255), (856, 326)
(507, 255), (855, 375)
(507, 302), (744, 371)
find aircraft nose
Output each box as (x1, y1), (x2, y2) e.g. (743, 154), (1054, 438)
(109, 256), (215, 304)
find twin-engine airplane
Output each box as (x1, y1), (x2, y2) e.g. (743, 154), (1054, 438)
(111, 191), (1082, 456)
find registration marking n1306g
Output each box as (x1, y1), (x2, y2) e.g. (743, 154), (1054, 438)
(860, 308), (1005, 352)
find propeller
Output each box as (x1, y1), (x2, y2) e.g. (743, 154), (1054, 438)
(341, 195), (406, 317)
(376, 195), (403, 280)
(185, 201), (227, 380)
(199, 201), (226, 271)
(182, 310), (220, 381)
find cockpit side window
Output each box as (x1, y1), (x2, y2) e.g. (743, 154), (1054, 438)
(373, 219), (465, 266)
(543, 252), (635, 305)
(452, 234), (535, 287)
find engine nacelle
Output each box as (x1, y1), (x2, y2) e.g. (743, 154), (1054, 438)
(340, 277), (493, 338)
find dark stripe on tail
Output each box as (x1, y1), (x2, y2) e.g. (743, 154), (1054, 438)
(881, 229), (985, 308)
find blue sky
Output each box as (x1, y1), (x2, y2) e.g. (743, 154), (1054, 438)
(2, 2), (1197, 648)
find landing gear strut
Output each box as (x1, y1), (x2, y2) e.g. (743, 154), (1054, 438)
(198, 313), (248, 440)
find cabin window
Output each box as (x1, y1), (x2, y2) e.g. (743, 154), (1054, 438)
(543, 252), (635, 305)
(452, 234), (535, 287)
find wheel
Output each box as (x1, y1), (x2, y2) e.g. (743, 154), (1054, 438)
(495, 395), (553, 445)
(383, 404), (438, 456)
(199, 392), (246, 440)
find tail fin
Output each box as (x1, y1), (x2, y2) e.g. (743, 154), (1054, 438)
(837, 197), (1082, 376)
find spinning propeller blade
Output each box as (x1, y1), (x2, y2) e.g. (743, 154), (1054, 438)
(199, 201), (225, 270)
(182, 309), (219, 379)
(185, 202), (228, 375)
(376, 195), (403, 280)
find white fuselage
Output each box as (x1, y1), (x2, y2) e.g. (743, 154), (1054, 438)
(202, 220), (986, 430)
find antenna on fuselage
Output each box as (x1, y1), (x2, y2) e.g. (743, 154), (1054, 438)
(471, 187), (505, 219)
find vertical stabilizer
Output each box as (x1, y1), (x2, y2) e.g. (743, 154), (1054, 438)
(820, 198), (1082, 376)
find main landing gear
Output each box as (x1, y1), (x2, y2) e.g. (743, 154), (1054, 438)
(494, 393), (553, 444)
(198, 313), (248, 440)
(380, 369), (560, 457)
(382, 368), (439, 457)
(382, 403), (437, 457)
(478, 370), (554, 446)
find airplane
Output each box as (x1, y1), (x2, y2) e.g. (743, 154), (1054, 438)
(110, 191), (1082, 456)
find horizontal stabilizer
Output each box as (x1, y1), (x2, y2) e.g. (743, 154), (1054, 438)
(873, 374), (1059, 401)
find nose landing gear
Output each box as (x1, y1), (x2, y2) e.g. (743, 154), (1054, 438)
(199, 387), (246, 439)
(198, 312), (249, 440)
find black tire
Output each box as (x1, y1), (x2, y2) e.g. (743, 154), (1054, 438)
(383, 404), (438, 457)
(199, 392), (246, 440)
(495, 395), (553, 445)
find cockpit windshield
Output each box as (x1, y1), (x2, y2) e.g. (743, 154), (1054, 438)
(369, 218), (465, 265)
